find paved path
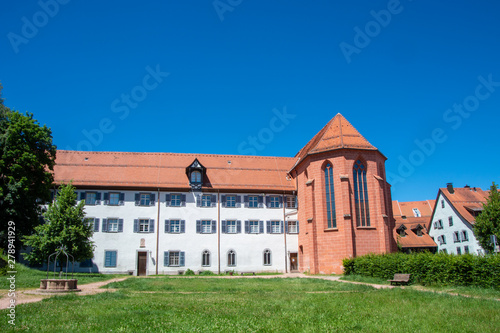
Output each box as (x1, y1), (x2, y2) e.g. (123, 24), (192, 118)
(0, 277), (129, 310)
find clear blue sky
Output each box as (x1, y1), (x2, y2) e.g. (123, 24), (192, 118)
(1, 0), (499, 202)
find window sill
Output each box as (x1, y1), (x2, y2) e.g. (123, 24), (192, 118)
(324, 228), (338, 232)
(357, 227), (376, 230)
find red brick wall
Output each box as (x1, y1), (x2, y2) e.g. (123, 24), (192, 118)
(294, 149), (396, 274)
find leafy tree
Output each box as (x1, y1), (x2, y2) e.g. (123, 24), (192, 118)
(23, 183), (95, 269)
(474, 182), (500, 253)
(0, 85), (57, 253)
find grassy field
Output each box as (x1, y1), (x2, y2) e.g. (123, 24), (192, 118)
(341, 274), (500, 300)
(1, 276), (499, 332)
(0, 262), (124, 289)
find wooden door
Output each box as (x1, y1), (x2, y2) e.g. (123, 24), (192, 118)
(290, 253), (298, 271)
(137, 252), (147, 276)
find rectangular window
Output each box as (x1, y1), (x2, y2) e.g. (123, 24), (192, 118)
(464, 246), (469, 254)
(107, 218), (119, 232)
(104, 251), (117, 267)
(412, 208), (421, 217)
(86, 192), (97, 205)
(441, 200), (445, 208)
(109, 192), (120, 206)
(86, 217), (99, 232)
(169, 251), (180, 266)
(288, 221), (298, 234)
(170, 220), (180, 233)
(140, 193), (150, 206)
(269, 196), (280, 208)
(461, 230), (469, 242)
(201, 195), (211, 207)
(201, 220), (212, 233)
(286, 196), (297, 208)
(249, 195), (259, 208)
(453, 231), (460, 243)
(457, 247), (462, 255)
(171, 194), (181, 207)
(249, 220), (259, 234)
(449, 216), (453, 227)
(226, 195), (236, 208)
(139, 219), (150, 233)
(271, 221), (280, 233)
(226, 220), (236, 233)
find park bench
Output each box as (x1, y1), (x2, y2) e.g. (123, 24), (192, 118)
(240, 271), (256, 276)
(388, 274), (411, 286)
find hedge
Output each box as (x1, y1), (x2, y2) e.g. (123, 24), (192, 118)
(343, 252), (500, 289)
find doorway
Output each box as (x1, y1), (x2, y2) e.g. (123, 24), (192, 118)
(290, 253), (298, 272)
(137, 251), (147, 276)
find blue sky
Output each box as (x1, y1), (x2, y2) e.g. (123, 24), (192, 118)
(1, 0), (499, 202)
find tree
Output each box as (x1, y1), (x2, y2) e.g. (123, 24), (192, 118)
(474, 182), (500, 253)
(23, 183), (95, 269)
(0, 84), (57, 253)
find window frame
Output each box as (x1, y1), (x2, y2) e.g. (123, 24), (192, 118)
(171, 194), (181, 207)
(353, 160), (370, 227)
(107, 218), (119, 233)
(287, 220), (298, 234)
(140, 193), (151, 206)
(227, 250), (236, 267)
(86, 192), (97, 205)
(226, 220), (237, 234)
(169, 251), (180, 267)
(170, 220), (181, 233)
(263, 249), (272, 266)
(109, 192), (120, 206)
(226, 195), (236, 208)
(269, 196), (280, 208)
(271, 220), (281, 234)
(202, 250), (210, 267)
(248, 195), (259, 208)
(249, 220), (259, 234)
(286, 196), (297, 209)
(139, 219), (150, 233)
(449, 216), (453, 227)
(201, 220), (212, 234)
(201, 194), (212, 207)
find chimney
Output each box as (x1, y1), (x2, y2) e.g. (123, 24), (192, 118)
(447, 183), (454, 194)
(464, 184), (471, 189)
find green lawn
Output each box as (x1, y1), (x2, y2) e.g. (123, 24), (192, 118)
(1, 277), (499, 332)
(0, 263), (125, 290)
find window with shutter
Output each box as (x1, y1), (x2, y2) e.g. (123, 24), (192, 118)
(104, 251), (117, 267)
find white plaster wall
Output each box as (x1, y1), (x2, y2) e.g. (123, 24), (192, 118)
(429, 192), (484, 255)
(79, 189), (298, 275)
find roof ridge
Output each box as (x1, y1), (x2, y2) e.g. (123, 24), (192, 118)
(338, 113), (344, 148)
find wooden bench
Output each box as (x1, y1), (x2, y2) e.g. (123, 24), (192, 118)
(240, 271), (256, 276)
(388, 274), (411, 286)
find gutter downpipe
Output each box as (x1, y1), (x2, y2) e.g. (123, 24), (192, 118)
(283, 192), (288, 273)
(156, 188), (160, 275)
(218, 190), (221, 274)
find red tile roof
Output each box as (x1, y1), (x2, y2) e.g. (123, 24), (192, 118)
(392, 200), (437, 249)
(439, 187), (489, 224)
(54, 150), (297, 192)
(294, 113), (379, 161)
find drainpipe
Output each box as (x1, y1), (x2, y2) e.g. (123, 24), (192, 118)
(156, 188), (160, 275)
(217, 190), (221, 274)
(283, 192), (288, 273)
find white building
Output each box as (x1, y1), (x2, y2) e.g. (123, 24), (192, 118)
(55, 152), (299, 275)
(428, 183), (489, 255)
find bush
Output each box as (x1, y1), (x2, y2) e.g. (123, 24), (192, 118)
(184, 269), (195, 276)
(199, 270), (215, 276)
(343, 252), (500, 289)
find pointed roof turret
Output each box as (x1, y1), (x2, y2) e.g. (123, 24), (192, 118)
(290, 114), (381, 172)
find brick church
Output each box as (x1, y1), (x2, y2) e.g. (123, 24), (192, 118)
(53, 113), (396, 275)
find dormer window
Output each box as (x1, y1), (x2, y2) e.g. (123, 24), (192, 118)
(186, 158), (206, 190)
(412, 225), (424, 237)
(191, 171), (202, 183)
(397, 225), (407, 237)
(412, 208), (421, 217)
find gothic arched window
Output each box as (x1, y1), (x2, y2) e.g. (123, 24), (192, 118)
(353, 160), (370, 227)
(324, 163), (336, 228)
